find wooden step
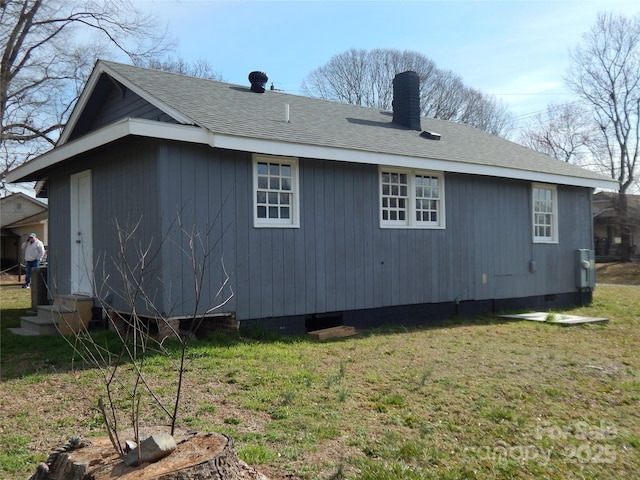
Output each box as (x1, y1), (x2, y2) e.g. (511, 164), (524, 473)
(308, 325), (357, 341)
(55, 295), (93, 324)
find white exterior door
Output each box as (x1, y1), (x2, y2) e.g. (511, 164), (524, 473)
(70, 170), (93, 295)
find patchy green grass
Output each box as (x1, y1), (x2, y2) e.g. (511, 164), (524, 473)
(1, 283), (639, 480)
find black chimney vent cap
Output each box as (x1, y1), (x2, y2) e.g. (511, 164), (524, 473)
(249, 71), (269, 93)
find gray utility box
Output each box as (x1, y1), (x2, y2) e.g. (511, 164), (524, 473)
(576, 249), (596, 289)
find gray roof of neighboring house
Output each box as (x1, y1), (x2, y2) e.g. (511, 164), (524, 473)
(3, 210), (48, 229)
(8, 60), (617, 189)
(593, 192), (640, 221)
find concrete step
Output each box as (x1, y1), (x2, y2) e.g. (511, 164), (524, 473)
(8, 327), (41, 336)
(16, 313), (59, 336)
(11, 296), (95, 336)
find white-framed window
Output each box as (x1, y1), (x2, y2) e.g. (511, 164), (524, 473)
(253, 154), (300, 228)
(380, 167), (445, 228)
(532, 183), (558, 243)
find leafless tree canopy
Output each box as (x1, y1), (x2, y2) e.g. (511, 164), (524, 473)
(301, 48), (514, 137)
(562, 11), (640, 261)
(0, 0), (172, 187)
(141, 56), (224, 81)
(565, 11), (640, 195)
(518, 102), (601, 166)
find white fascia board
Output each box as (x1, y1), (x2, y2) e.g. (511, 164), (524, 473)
(6, 119), (210, 183)
(7, 118), (617, 191)
(209, 134), (618, 190)
(58, 62), (196, 146)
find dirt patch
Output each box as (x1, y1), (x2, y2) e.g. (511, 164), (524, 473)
(596, 261), (640, 285)
(0, 273), (22, 285)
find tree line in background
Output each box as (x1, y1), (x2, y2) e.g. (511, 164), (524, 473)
(1, 2), (638, 258)
(300, 47), (514, 137)
(519, 12), (640, 261)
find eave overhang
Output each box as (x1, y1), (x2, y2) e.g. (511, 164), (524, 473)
(6, 117), (618, 191)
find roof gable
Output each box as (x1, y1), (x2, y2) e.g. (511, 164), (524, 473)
(59, 62), (196, 145)
(65, 74), (178, 142)
(1, 193), (47, 228)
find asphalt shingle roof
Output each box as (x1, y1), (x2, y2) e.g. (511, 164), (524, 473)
(95, 61), (614, 186)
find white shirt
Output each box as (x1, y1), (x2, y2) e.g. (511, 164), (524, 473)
(23, 238), (45, 262)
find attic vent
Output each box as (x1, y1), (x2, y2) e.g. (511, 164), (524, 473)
(249, 71), (268, 93)
(420, 131), (441, 141)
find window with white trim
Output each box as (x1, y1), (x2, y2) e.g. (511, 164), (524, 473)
(380, 168), (445, 228)
(253, 155), (299, 228)
(532, 184), (558, 243)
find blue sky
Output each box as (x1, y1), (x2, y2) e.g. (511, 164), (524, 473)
(138, 0), (640, 130)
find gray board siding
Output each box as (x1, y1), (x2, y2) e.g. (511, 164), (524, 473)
(46, 139), (593, 320)
(47, 168), (72, 295)
(91, 140), (164, 311)
(45, 139), (164, 307)
(155, 142), (592, 321)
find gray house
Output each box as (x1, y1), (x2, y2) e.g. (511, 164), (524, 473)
(6, 61), (616, 334)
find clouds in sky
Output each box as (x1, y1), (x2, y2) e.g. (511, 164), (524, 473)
(139, 0), (640, 122)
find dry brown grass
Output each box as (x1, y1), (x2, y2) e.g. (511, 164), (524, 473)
(596, 261), (640, 285)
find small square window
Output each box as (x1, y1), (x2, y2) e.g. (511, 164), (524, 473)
(253, 155), (300, 228)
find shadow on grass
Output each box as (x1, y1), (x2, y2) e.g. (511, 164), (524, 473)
(0, 309), (560, 382)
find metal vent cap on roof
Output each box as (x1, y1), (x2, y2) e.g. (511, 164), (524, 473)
(420, 130), (441, 141)
(249, 71), (269, 93)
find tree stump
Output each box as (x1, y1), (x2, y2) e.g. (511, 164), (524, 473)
(46, 428), (270, 480)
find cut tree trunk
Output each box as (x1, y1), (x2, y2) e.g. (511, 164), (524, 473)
(46, 428), (270, 480)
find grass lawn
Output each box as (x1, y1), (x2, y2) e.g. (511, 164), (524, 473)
(1, 280), (639, 480)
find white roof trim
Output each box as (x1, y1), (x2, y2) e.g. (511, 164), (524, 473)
(210, 134), (618, 190)
(58, 61), (196, 146)
(6, 119), (209, 183)
(6, 117), (618, 190)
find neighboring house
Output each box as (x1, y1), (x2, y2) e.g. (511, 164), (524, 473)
(1, 192), (48, 270)
(6, 61), (617, 334)
(593, 191), (640, 259)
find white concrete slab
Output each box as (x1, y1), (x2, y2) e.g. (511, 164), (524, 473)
(499, 312), (609, 325)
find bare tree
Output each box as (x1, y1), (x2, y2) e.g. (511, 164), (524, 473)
(566, 12), (640, 260)
(0, 0), (172, 189)
(142, 56), (225, 81)
(62, 210), (233, 459)
(519, 102), (599, 165)
(301, 48), (514, 137)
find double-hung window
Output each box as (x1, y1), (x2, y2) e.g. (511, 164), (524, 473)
(532, 183), (558, 243)
(380, 168), (445, 228)
(253, 155), (300, 228)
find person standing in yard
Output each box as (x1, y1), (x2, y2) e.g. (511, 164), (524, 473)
(22, 233), (45, 289)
